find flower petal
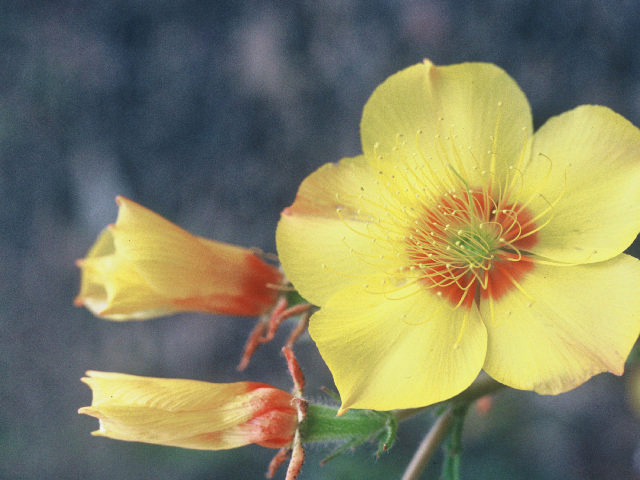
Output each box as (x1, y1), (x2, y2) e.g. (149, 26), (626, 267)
(276, 155), (401, 306)
(309, 280), (487, 410)
(524, 105), (640, 263)
(360, 60), (532, 188)
(481, 254), (640, 394)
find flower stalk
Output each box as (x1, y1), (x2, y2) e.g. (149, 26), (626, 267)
(400, 374), (504, 480)
(401, 406), (455, 480)
(441, 404), (470, 480)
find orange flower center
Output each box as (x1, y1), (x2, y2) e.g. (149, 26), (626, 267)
(406, 190), (538, 308)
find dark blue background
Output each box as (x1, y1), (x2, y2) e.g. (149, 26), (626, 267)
(2, 1), (640, 479)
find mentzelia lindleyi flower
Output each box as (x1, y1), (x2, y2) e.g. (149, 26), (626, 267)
(75, 196), (282, 320)
(78, 371), (298, 450)
(276, 60), (640, 411)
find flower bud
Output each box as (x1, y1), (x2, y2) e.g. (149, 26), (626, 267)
(78, 371), (298, 450)
(75, 196), (282, 320)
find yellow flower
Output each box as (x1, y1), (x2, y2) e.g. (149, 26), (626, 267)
(78, 371), (298, 450)
(75, 196), (283, 320)
(276, 60), (640, 411)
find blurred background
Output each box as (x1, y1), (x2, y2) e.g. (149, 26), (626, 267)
(3, 1), (640, 478)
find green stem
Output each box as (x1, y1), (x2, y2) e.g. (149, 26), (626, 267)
(299, 404), (393, 444)
(401, 406), (456, 480)
(399, 375), (505, 480)
(440, 404), (469, 480)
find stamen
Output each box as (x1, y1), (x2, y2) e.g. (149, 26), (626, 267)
(404, 185), (539, 309)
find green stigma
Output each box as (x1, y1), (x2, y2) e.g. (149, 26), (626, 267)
(448, 225), (497, 268)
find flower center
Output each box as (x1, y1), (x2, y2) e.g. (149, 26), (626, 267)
(447, 226), (497, 268)
(406, 190), (538, 309)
